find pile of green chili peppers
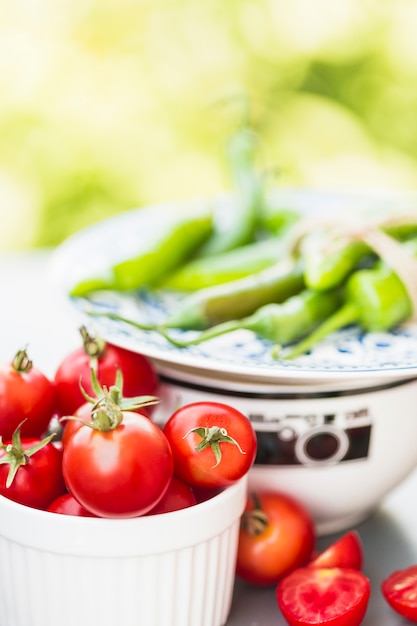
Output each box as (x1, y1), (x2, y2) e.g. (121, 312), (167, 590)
(72, 124), (417, 359)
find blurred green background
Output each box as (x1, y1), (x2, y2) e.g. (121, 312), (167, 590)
(2, 0), (417, 251)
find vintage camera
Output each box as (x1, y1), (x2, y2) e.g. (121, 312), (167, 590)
(250, 406), (372, 467)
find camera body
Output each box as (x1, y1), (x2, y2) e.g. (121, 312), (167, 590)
(251, 406), (372, 466)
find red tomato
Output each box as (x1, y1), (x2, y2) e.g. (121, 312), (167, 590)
(276, 567), (371, 626)
(163, 401), (257, 488)
(0, 349), (56, 440)
(0, 435), (66, 510)
(192, 485), (224, 504)
(236, 491), (316, 586)
(47, 493), (97, 517)
(147, 476), (197, 515)
(54, 327), (159, 416)
(381, 565), (417, 622)
(309, 531), (364, 570)
(62, 408), (173, 518)
(60, 401), (93, 447)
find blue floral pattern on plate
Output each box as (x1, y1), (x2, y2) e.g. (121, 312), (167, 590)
(50, 189), (417, 385)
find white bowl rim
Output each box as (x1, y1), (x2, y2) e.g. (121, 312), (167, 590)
(0, 476), (248, 557)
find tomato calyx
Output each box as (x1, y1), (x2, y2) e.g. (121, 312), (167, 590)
(11, 348), (33, 374)
(91, 394), (125, 431)
(80, 367), (159, 412)
(185, 425), (246, 467)
(0, 422), (55, 487)
(240, 492), (269, 536)
(63, 392), (124, 432)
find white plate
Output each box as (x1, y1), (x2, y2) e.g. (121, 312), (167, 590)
(50, 188), (417, 388)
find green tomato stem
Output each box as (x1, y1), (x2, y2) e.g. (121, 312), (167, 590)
(184, 425), (246, 468)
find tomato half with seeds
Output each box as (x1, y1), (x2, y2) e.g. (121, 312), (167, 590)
(236, 491), (316, 586)
(62, 397), (173, 518)
(276, 567), (371, 626)
(381, 565), (417, 622)
(163, 401), (257, 488)
(309, 531), (364, 571)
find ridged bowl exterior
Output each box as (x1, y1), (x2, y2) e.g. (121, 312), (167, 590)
(0, 476), (247, 626)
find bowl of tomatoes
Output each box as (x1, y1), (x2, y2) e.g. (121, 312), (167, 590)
(0, 474), (248, 626)
(0, 343), (256, 626)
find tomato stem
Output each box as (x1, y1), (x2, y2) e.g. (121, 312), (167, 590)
(0, 422), (55, 488)
(184, 425), (246, 468)
(12, 348), (33, 374)
(79, 326), (106, 372)
(79, 367), (159, 412)
(240, 492), (269, 536)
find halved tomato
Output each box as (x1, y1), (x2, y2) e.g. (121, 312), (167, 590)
(381, 565), (417, 622)
(309, 531), (364, 570)
(276, 567), (371, 626)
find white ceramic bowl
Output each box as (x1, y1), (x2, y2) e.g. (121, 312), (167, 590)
(152, 370), (417, 536)
(0, 476), (247, 626)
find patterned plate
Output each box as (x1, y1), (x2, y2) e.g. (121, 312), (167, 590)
(50, 189), (417, 387)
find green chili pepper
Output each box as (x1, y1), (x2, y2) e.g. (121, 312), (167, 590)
(259, 192), (301, 235)
(302, 220), (417, 292)
(163, 257), (305, 329)
(89, 257), (305, 332)
(282, 239), (417, 360)
(159, 235), (293, 291)
(159, 288), (343, 347)
(69, 207), (213, 297)
(195, 125), (263, 257)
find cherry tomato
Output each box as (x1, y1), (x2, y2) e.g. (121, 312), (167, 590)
(54, 327), (159, 416)
(276, 567), (371, 626)
(147, 476), (197, 515)
(236, 491), (315, 586)
(163, 401), (257, 488)
(62, 400), (173, 518)
(0, 348), (56, 440)
(0, 431), (66, 510)
(192, 485), (224, 504)
(47, 493), (97, 517)
(309, 531), (364, 570)
(60, 401), (93, 447)
(381, 565), (417, 622)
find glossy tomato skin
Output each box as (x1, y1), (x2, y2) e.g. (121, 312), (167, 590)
(381, 565), (417, 622)
(276, 567), (371, 626)
(163, 402), (257, 488)
(147, 476), (197, 515)
(0, 359), (56, 440)
(62, 411), (173, 518)
(54, 342), (159, 417)
(236, 491), (315, 586)
(0, 440), (66, 510)
(47, 493), (97, 517)
(60, 402), (93, 447)
(309, 531), (364, 570)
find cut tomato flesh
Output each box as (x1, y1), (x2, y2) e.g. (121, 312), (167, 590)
(276, 567), (371, 626)
(382, 565), (417, 622)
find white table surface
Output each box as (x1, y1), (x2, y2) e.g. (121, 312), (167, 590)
(2, 248), (417, 625)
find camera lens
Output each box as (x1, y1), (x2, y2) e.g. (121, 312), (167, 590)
(295, 426), (349, 465)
